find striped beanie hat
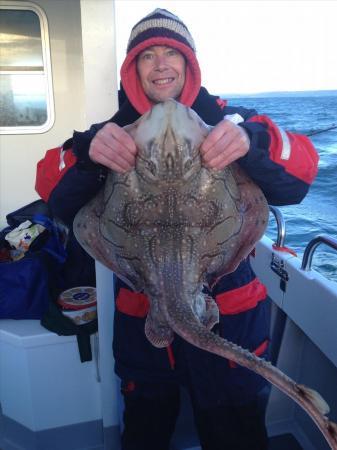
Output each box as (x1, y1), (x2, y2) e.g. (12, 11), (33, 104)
(120, 9), (201, 114)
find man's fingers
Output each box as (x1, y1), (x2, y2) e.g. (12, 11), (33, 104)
(96, 152), (133, 173)
(201, 132), (236, 163)
(204, 140), (248, 170)
(206, 151), (235, 170)
(204, 144), (237, 169)
(201, 119), (250, 170)
(93, 141), (135, 172)
(102, 123), (137, 154)
(201, 120), (233, 153)
(88, 123), (137, 172)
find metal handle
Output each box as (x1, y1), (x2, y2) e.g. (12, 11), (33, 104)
(301, 234), (337, 271)
(269, 206), (286, 248)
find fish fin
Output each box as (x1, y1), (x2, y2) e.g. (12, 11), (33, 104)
(202, 295), (219, 330)
(297, 384), (330, 415)
(328, 420), (337, 441)
(145, 314), (174, 349)
(74, 198), (119, 273)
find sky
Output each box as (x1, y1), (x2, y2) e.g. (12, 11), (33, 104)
(114, 0), (337, 95)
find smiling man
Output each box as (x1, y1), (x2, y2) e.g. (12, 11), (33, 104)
(38, 8), (319, 450)
(137, 46), (186, 103)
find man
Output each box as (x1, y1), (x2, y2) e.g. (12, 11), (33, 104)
(36, 9), (319, 450)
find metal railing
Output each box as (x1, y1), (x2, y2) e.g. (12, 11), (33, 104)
(269, 205), (286, 248)
(301, 235), (337, 271)
(268, 207), (337, 273)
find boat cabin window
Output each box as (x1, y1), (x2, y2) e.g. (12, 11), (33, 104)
(0, 3), (54, 134)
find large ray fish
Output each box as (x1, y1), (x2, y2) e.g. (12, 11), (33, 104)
(74, 99), (337, 449)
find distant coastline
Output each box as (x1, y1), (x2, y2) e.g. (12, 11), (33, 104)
(222, 89), (337, 98)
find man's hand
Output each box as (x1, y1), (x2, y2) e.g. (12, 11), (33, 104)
(200, 120), (250, 170)
(89, 123), (137, 173)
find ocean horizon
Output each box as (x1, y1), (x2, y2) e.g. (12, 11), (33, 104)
(222, 89), (337, 99)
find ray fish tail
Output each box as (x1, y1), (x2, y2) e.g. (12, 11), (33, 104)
(159, 260), (337, 450)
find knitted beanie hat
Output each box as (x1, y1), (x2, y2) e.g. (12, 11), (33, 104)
(120, 8), (201, 114)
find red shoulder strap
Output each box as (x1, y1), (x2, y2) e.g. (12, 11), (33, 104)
(35, 146), (77, 202)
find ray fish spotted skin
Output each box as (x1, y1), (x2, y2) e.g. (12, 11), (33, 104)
(74, 100), (337, 449)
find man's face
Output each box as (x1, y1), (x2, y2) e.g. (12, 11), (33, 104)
(137, 46), (186, 103)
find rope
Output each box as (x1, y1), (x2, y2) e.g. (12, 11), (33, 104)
(306, 123), (337, 136)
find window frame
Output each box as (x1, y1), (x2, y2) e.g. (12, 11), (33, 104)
(0, 1), (55, 134)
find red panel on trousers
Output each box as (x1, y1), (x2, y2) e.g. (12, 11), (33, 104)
(215, 278), (267, 315)
(116, 288), (150, 318)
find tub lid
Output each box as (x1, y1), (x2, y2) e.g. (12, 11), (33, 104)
(57, 287), (97, 310)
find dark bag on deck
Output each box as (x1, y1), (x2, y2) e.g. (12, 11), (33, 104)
(0, 200), (66, 320)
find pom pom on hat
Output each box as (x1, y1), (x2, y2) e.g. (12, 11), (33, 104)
(120, 9), (201, 114)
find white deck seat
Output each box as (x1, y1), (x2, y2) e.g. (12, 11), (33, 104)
(0, 319), (101, 432)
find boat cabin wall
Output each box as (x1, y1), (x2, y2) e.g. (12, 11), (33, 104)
(0, 0), (118, 228)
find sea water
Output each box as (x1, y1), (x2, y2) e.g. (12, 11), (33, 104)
(228, 95), (337, 282)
